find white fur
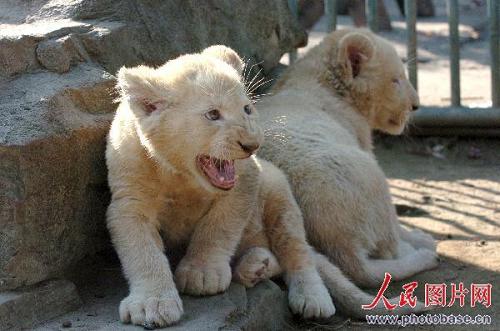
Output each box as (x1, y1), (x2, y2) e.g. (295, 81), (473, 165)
(258, 29), (437, 297)
(107, 46), (336, 327)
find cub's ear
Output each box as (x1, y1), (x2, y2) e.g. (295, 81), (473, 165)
(202, 45), (244, 75)
(337, 32), (375, 80)
(117, 65), (168, 114)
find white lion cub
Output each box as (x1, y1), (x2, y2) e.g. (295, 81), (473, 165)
(106, 46), (335, 328)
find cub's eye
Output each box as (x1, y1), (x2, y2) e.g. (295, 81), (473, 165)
(392, 78), (400, 85)
(244, 104), (252, 115)
(205, 109), (221, 121)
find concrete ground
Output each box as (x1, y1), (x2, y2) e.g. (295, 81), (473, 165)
(31, 252), (291, 331)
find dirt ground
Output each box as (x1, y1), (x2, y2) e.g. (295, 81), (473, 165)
(293, 136), (500, 331)
(289, 2), (498, 329)
(35, 138), (499, 331)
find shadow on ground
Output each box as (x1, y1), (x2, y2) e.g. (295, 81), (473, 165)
(34, 136), (499, 330)
(296, 136), (499, 330)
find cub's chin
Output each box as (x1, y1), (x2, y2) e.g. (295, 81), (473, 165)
(381, 113), (409, 135)
(384, 122), (406, 135)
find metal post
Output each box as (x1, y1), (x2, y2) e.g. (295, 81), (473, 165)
(409, 127), (500, 137)
(288, 0), (298, 63)
(447, 0), (461, 107)
(404, 0), (418, 90)
(410, 106), (500, 137)
(366, 0), (378, 32)
(412, 107), (500, 127)
(324, 0), (338, 32)
(488, 0), (500, 107)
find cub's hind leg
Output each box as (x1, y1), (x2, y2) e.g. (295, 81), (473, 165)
(260, 160), (335, 319)
(365, 246), (438, 281)
(400, 226), (437, 251)
(233, 247), (281, 287)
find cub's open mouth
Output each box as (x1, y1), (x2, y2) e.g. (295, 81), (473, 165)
(196, 155), (236, 190)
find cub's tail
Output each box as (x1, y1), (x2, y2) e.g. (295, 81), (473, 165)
(314, 252), (428, 318)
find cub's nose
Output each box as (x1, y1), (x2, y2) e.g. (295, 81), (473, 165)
(411, 104), (419, 111)
(238, 141), (260, 154)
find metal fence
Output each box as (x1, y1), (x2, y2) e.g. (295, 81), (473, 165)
(288, 0), (500, 136)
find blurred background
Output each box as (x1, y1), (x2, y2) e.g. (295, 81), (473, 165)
(286, 0), (492, 108)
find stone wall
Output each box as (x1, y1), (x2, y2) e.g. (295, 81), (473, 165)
(0, 0), (306, 291)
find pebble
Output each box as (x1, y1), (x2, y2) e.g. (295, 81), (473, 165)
(467, 146), (482, 159)
(143, 322), (156, 330)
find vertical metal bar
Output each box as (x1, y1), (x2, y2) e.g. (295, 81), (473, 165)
(324, 0), (338, 32)
(288, 0), (298, 63)
(405, 0), (418, 90)
(488, 0), (500, 107)
(366, 0), (378, 32)
(447, 0), (461, 107)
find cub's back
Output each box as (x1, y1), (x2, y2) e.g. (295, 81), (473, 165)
(257, 86), (365, 169)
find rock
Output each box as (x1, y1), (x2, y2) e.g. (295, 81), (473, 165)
(0, 280), (82, 330)
(0, 0), (305, 326)
(36, 35), (88, 73)
(62, 320), (73, 328)
(0, 64), (116, 290)
(1, 0), (306, 77)
(33, 281), (291, 331)
(229, 281), (292, 330)
(1, 0), (304, 290)
(0, 20), (92, 77)
(0, 35), (41, 77)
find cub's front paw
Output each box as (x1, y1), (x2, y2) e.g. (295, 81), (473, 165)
(288, 271), (336, 319)
(175, 258), (231, 296)
(119, 289), (183, 328)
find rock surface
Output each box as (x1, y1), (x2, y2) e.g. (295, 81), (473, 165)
(0, 64), (115, 291)
(0, 280), (82, 330)
(31, 274), (291, 331)
(0, 0), (304, 288)
(0, 0), (305, 326)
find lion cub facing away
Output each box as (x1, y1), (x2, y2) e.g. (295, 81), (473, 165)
(106, 46), (336, 328)
(258, 29), (438, 289)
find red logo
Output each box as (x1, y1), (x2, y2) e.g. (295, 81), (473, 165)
(362, 273), (492, 310)
(425, 283), (446, 307)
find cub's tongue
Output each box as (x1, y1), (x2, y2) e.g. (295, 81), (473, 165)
(197, 156), (236, 190)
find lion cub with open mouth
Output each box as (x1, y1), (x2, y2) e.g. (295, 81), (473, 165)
(106, 46), (335, 328)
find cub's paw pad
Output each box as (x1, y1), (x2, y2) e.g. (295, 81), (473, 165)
(289, 288), (336, 319)
(119, 290), (183, 327)
(234, 247), (280, 288)
(289, 280), (335, 319)
(175, 259), (231, 296)
(234, 257), (271, 288)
